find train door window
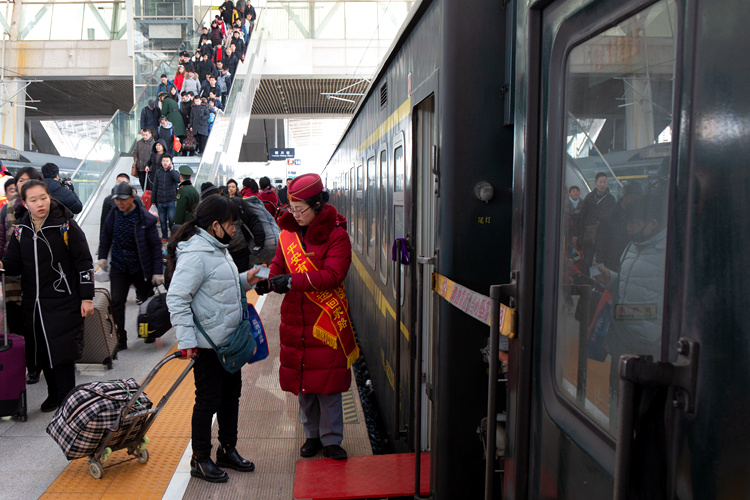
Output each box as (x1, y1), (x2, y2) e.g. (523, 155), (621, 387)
(392, 132), (405, 302)
(379, 148), (389, 284)
(357, 163), (364, 249)
(366, 155), (377, 267)
(553, 0), (676, 434)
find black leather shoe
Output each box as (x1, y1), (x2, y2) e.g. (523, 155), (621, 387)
(323, 444), (347, 460)
(216, 446), (255, 472)
(300, 437), (322, 458)
(26, 371), (40, 385)
(190, 456), (228, 483)
(41, 398), (59, 413)
(144, 337), (155, 344)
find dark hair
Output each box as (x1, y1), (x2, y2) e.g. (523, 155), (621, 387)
(116, 173), (131, 181)
(568, 185), (580, 193)
(245, 178), (258, 193)
(20, 179), (49, 201)
(242, 177), (252, 188)
(259, 176), (271, 190)
(302, 190), (330, 216)
(595, 172), (607, 181)
(166, 195), (240, 285)
(15, 166), (43, 183)
(4, 177), (16, 191)
(227, 178), (238, 188)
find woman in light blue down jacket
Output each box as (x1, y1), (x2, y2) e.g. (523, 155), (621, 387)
(165, 195), (263, 484)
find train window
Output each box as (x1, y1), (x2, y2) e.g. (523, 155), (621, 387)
(379, 149), (389, 283)
(350, 167), (355, 240)
(366, 155), (377, 267)
(392, 138), (405, 302)
(554, 0), (676, 435)
(356, 163), (364, 250)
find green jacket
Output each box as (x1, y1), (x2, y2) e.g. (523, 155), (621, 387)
(174, 180), (199, 224)
(161, 97), (187, 137)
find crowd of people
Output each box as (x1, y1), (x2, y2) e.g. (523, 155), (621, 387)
(0, 149), (358, 484)
(138, 0), (257, 172)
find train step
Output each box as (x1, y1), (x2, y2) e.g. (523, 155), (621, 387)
(293, 452), (429, 499)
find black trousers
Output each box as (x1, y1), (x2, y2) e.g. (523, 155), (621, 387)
(138, 171), (148, 191)
(110, 266), (153, 345)
(195, 133), (208, 155)
(191, 347), (242, 458)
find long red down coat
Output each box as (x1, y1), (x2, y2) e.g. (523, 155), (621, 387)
(269, 204), (353, 396)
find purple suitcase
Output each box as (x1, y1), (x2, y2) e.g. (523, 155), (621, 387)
(0, 272), (27, 421)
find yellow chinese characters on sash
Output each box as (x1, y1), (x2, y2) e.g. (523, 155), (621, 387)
(279, 230), (360, 368)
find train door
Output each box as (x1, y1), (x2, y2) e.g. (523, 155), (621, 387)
(509, 0), (679, 497)
(413, 94), (437, 451)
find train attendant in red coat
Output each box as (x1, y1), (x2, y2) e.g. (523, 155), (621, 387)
(257, 173), (358, 460)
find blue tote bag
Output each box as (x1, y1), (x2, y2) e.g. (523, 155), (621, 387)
(245, 303), (269, 364)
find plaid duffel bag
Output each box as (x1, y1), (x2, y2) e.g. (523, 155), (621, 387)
(46, 378), (153, 460)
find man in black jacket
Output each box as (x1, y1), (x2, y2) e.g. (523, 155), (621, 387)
(41, 163), (82, 214)
(140, 100), (161, 134)
(100, 173), (142, 230)
(98, 182), (163, 350)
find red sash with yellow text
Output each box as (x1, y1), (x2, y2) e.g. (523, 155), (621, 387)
(280, 230), (360, 368)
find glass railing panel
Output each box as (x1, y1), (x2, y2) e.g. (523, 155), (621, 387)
(18, 1), (128, 41)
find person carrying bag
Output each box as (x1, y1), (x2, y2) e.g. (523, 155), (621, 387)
(165, 195), (265, 484)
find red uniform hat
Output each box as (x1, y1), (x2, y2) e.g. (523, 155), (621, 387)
(288, 173), (324, 201)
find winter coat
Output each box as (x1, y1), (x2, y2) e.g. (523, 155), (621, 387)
(579, 188), (616, 246)
(167, 228), (253, 350)
(269, 204), (353, 395)
(217, 72), (232, 95)
(245, 195), (278, 249)
(258, 188), (279, 218)
(197, 59), (216, 81)
(134, 136), (155, 171)
(161, 98), (186, 137)
(226, 196), (266, 253)
(190, 103), (210, 137)
(140, 105), (161, 133)
(98, 204), (162, 280)
(605, 228), (667, 360)
(146, 139), (168, 173)
(230, 35), (245, 57)
(43, 178), (83, 214)
(181, 75), (201, 96)
(174, 181), (199, 224)
(156, 123), (175, 155)
(174, 71), (185, 92)
(2, 200), (94, 368)
(151, 165), (180, 204)
(211, 26), (223, 45)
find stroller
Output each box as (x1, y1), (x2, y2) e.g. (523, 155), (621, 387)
(47, 350), (194, 479)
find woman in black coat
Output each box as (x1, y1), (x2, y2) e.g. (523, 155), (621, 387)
(1, 180), (94, 412)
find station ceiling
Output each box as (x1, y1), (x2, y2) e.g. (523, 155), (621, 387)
(24, 77), (368, 118)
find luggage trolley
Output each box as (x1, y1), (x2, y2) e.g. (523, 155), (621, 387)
(86, 350), (194, 479)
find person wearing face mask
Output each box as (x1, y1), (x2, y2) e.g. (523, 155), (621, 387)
(255, 173), (359, 461)
(594, 192), (667, 425)
(165, 195), (265, 483)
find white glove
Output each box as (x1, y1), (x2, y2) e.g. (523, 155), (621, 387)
(97, 259), (108, 272)
(152, 274), (164, 286)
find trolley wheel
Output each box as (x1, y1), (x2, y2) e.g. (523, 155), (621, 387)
(135, 448), (149, 464)
(101, 447), (112, 462)
(88, 460), (103, 479)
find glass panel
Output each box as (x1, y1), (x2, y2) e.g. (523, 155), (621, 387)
(349, 167), (355, 237)
(19, 4), (53, 40)
(357, 164), (363, 190)
(379, 149), (389, 282)
(555, 0), (676, 434)
(82, 4), (113, 40)
(314, 2), (345, 39)
(367, 156), (377, 264)
(345, 2), (377, 39)
(394, 145), (404, 192)
(377, 2), (412, 41)
(393, 205), (405, 301)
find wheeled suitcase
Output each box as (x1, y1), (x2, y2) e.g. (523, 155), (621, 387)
(0, 270), (28, 421)
(78, 288), (118, 369)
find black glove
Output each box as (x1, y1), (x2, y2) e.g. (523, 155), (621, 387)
(254, 279), (271, 295)
(270, 274), (292, 294)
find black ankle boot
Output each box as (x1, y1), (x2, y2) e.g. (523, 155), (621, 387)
(216, 446), (255, 472)
(190, 455), (228, 483)
(41, 397), (59, 413)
